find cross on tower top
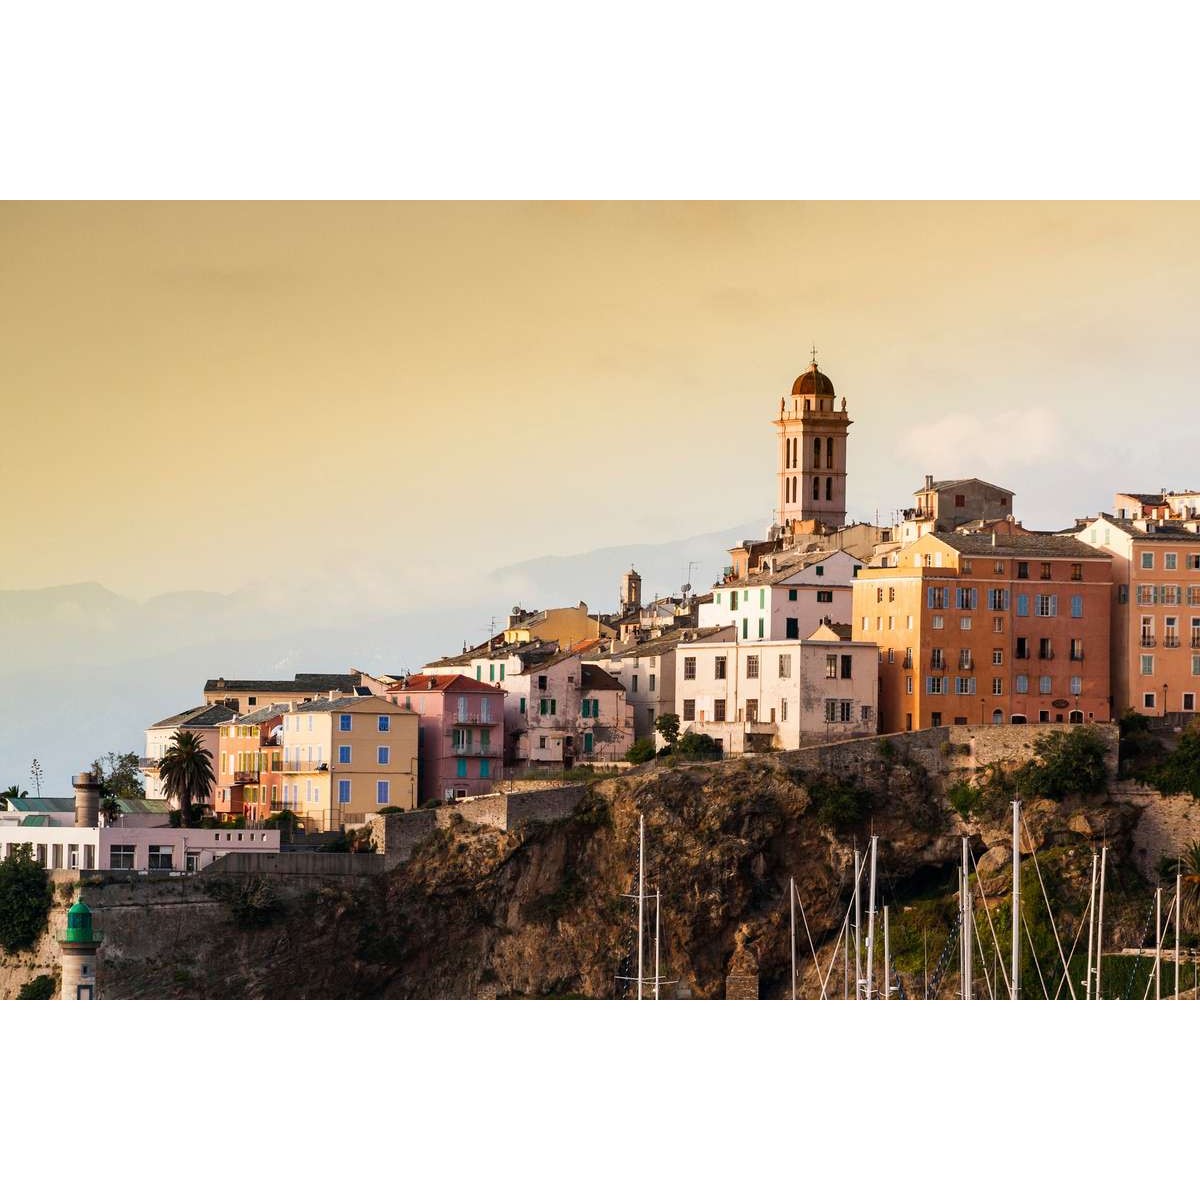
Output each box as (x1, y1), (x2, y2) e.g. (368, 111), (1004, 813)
(810, 342), (818, 364)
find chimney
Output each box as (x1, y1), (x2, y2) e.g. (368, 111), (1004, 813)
(73, 772), (101, 828)
(924, 474), (934, 491)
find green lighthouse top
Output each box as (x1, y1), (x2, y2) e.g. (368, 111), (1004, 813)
(62, 900), (100, 945)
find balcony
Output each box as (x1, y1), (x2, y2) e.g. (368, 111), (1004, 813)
(1192, 634), (1200, 648)
(234, 770), (258, 783)
(449, 744), (502, 757)
(278, 760), (328, 773)
(1038, 650), (1055, 661)
(1069, 652), (1085, 662)
(929, 655), (945, 671)
(451, 714), (500, 726)
(1140, 636), (1157, 648)
(1163, 636), (1180, 648)
(139, 756), (160, 769)
(958, 658), (975, 672)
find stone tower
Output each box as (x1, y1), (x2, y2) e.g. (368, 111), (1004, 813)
(59, 900), (101, 1000)
(619, 565), (642, 614)
(774, 354), (852, 531)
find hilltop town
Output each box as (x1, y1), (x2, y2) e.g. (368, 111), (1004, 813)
(3, 355), (1199, 999)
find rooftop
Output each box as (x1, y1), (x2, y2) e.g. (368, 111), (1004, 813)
(1094, 513), (1200, 542)
(149, 703), (238, 730)
(580, 664), (624, 692)
(232, 703), (294, 726)
(390, 673), (505, 695)
(931, 532), (1111, 560)
(204, 672), (361, 694)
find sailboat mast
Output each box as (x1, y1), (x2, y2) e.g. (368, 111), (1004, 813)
(790, 876), (797, 1001)
(866, 836), (878, 1000)
(854, 848), (863, 999)
(1095, 844), (1107, 1000)
(961, 838), (972, 1001)
(1085, 852), (1098, 1000)
(1155, 886), (1162, 1001)
(1176, 869), (1182, 1001)
(637, 814), (645, 1001)
(1011, 798), (1020, 1001)
(654, 887), (661, 1001)
(883, 905), (890, 1000)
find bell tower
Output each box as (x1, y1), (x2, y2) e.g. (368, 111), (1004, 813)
(773, 351), (851, 531)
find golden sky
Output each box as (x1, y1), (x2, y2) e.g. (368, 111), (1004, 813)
(3, 202), (1198, 600)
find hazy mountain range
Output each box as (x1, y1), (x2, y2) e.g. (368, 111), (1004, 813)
(0, 522), (758, 794)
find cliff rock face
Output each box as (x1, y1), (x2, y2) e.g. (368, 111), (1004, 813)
(5, 737), (1168, 1001)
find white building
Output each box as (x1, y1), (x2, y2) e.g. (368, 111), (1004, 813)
(142, 703), (235, 803)
(699, 549), (863, 641)
(674, 621), (879, 754)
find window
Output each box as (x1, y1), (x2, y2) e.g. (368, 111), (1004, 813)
(841, 654), (853, 679)
(1016, 674), (1029, 694)
(932, 615), (945, 630)
(1136, 585), (1158, 605)
(376, 780), (390, 805)
(683, 656), (697, 680)
(683, 699), (696, 721)
(1070, 638), (1084, 661)
(1070, 676), (1082, 695)
(715, 656), (727, 680)
(930, 648), (945, 670)
(456, 758), (468, 778)
(729, 591), (739, 611)
(539, 698), (550, 715)
(1144, 692), (1157, 709)
(992, 677), (1003, 695)
(778, 654), (792, 679)
(110, 844), (135, 870)
(1016, 594), (1029, 617)
(631, 675), (638, 693)
(1039, 638), (1053, 660)
(816, 590), (833, 603)
(1141, 655), (1155, 676)
(826, 654), (838, 679)
(993, 617), (1004, 633)
(742, 619), (749, 638)
(927, 586), (949, 609)
(746, 655), (760, 679)
(1163, 585), (1182, 606)
(1071, 564), (1083, 581)
(649, 673), (657, 692)
(537, 675), (548, 690)
(489, 664), (495, 682)
(713, 699), (727, 722)
(960, 617), (972, 631)
(148, 845), (173, 871)
(826, 477), (833, 501)
(994, 561), (1006, 575)
(1035, 594), (1057, 617)
(786, 617), (800, 639)
(956, 587), (977, 610)
(955, 493), (966, 508)
(746, 699), (759, 722)
(338, 745), (351, 764)
(476, 666), (482, 681)
(1195, 654), (1200, 678)
(538, 736), (547, 749)
(1040, 562), (1053, 580)
(987, 587), (1009, 611)
(955, 676), (976, 695)
(905, 676), (913, 695)
(338, 779), (351, 804)
(480, 759), (491, 779)
(959, 648), (974, 669)
(1070, 595), (1083, 619)
(926, 677), (946, 694)
(788, 588), (798, 601)
(992, 649), (1004, 665)
(377, 746), (390, 765)
(1183, 693), (1196, 712)
(1141, 551), (1154, 569)
(519, 697), (527, 714)
(1017, 562), (1029, 579)
(1039, 675), (1052, 694)
(887, 648), (895, 664)
(581, 698), (600, 718)
(339, 713), (353, 732)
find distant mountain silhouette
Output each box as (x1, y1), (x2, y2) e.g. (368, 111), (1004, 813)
(0, 521), (758, 791)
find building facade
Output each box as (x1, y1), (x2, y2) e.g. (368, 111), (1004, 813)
(853, 532), (1113, 732)
(142, 703), (235, 806)
(277, 695), (419, 829)
(1076, 514), (1200, 718)
(673, 622), (878, 753)
(215, 704), (287, 822)
(389, 674), (506, 803)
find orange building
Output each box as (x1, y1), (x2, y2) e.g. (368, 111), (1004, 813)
(853, 532), (1113, 731)
(1076, 514), (1200, 719)
(215, 705), (287, 822)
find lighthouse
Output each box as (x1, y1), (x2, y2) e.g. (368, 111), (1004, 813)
(59, 900), (101, 1000)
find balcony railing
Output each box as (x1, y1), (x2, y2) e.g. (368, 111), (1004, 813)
(1039, 650), (1055, 660)
(139, 757), (160, 769)
(1069, 652), (1085, 661)
(1140, 636), (1157, 647)
(451, 715), (500, 726)
(1192, 634), (1200, 648)
(958, 658), (975, 671)
(1163, 636), (1180, 648)
(233, 771), (257, 783)
(278, 760), (329, 773)
(449, 744), (501, 757)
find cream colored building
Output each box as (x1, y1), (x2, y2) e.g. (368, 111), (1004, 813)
(278, 695), (419, 830)
(673, 622), (879, 753)
(500, 602), (615, 648)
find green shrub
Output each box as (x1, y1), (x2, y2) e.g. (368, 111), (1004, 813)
(947, 779), (980, 819)
(0, 844), (53, 953)
(226, 877), (280, 929)
(1015, 726), (1109, 800)
(808, 777), (872, 832)
(674, 731), (721, 761)
(626, 737), (657, 765)
(1151, 722), (1200, 798)
(17, 974), (56, 1000)
(654, 713), (680, 748)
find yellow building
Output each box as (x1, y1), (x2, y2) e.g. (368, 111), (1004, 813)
(501, 602), (615, 648)
(277, 695), (419, 830)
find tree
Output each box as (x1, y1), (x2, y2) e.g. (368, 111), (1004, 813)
(654, 712), (681, 748)
(626, 737), (656, 765)
(29, 759), (44, 799)
(675, 731), (721, 761)
(157, 730), (215, 828)
(1015, 726), (1109, 800)
(0, 844), (53, 954)
(1, 785), (29, 812)
(91, 751), (144, 801)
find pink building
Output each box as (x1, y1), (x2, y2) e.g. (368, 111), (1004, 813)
(389, 674), (506, 804)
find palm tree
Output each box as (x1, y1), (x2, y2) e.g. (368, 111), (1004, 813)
(158, 730), (215, 828)
(1178, 840), (1200, 929)
(0, 785), (28, 812)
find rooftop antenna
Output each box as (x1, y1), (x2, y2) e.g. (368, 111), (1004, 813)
(685, 560), (700, 595)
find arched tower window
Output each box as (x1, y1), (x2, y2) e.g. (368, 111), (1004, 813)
(812, 437), (821, 466)
(826, 437), (834, 468)
(826, 476), (833, 501)
(812, 476), (820, 501)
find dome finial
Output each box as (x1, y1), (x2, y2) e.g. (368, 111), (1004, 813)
(810, 341), (818, 366)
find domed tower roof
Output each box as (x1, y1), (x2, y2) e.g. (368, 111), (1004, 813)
(792, 360), (836, 397)
(62, 900), (99, 944)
